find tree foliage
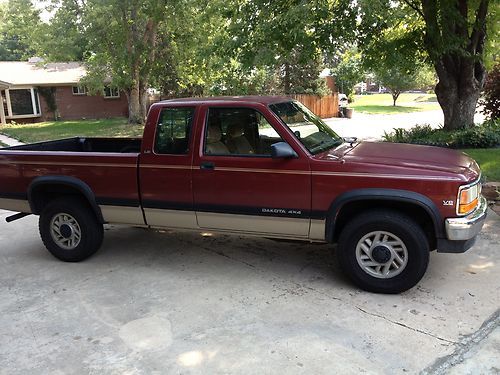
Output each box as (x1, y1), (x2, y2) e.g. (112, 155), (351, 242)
(38, 0), (89, 61)
(0, 0), (42, 60)
(79, 0), (173, 123)
(330, 48), (364, 97)
(218, 0), (349, 95)
(1, 0), (496, 128)
(362, 21), (435, 105)
(481, 62), (500, 120)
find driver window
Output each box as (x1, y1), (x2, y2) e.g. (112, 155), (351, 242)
(204, 107), (284, 156)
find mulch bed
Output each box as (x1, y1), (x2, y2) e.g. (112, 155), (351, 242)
(483, 182), (500, 216)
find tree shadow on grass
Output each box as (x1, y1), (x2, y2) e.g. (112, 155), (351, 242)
(352, 105), (424, 114)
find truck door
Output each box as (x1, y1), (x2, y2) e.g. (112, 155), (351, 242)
(139, 105), (197, 229)
(192, 105), (311, 238)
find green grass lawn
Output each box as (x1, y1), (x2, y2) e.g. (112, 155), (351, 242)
(0, 118), (144, 143)
(461, 148), (500, 182)
(350, 93), (441, 114)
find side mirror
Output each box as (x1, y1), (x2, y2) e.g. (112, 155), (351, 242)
(271, 142), (298, 159)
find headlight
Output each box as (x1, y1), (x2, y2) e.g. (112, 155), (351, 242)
(457, 181), (481, 215)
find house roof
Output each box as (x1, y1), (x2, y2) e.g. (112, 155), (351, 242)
(0, 79), (10, 89)
(0, 61), (86, 86)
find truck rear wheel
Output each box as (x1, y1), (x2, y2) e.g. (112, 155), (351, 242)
(39, 197), (104, 262)
(337, 210), (429, 294)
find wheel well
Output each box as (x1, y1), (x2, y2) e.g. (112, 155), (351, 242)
(29, 183), (102, 222)
(330, 200), (437, 250)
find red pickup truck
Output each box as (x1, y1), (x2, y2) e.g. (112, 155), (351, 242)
(0, 96), (487, 293)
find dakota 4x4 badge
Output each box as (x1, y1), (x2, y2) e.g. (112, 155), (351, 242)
(261, 208), (302, 215)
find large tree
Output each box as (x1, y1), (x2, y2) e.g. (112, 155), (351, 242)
(81, 0), (171, 124)
(401, 0), (495, 129)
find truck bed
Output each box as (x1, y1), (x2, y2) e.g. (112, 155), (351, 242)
(0, 137), (143, 222)
(4, 137), (142, 153)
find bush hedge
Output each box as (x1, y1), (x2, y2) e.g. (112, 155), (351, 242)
(481, 62), (500, 120)
(383, 119), (500, 148)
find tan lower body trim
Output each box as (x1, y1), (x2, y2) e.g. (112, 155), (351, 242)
(89, 204), (326, 242)
(99, 205), (145, 225)
(0, 198), (31, 213)
(309, 219), (326, 241)
(144, 208), (198, 229)
(197, 212), (309, 237)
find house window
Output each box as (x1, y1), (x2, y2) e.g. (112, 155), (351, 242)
(1, 90), (7, 116)
(72, 86), (86, 95)
(103, 87), (120, 99)
(7, 88), (41, 117)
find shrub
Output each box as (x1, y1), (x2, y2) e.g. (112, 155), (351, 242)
(481, 62), (500, 120)
(383, 119), (500, 148)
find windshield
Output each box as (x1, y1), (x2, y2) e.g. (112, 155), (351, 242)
(269, 101), (343, 155)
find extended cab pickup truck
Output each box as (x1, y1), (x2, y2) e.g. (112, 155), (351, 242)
(0, 96), (488, 293)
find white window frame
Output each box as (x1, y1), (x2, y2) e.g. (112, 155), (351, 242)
(103, 87), (120, 99)
(5, 87), (41, 119)
(72, 86), (87, 95)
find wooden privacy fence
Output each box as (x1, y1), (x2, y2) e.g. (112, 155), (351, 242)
(149, 93), (339, 118)
(289, 94), (339, 119)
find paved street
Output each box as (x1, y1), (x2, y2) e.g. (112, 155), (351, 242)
(324, 110), (486, 140)
(0, 209), (498, 374)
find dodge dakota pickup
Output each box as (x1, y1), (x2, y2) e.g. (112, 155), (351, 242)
(0, 96), (488, 293)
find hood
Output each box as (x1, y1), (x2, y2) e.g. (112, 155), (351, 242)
(315, 142), (480, 181)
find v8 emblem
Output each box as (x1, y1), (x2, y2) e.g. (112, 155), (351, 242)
(443, 200), (454, 206)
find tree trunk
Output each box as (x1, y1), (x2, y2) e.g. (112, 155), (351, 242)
(128, 85), (143, 124)
(127, 63), (144, 124)
(434, 58), (484, 130)
(139, 81), (148, 120)
(419, 0), (489, 131)
(434, 78), (479, 130)
(283, 62), (291, 94)
(391, 91), (400, 106)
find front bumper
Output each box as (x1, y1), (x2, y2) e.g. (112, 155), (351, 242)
(445, 196), (488, 241)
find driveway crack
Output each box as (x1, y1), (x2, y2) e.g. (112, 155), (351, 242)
(420, 309), (500, 374)
(354, 306), (458, 344)
(296, 283), (457, 344)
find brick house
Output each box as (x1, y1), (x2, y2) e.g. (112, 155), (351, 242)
(0, 61), (128, 124)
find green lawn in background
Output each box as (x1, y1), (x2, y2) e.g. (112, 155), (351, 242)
(0, 118), (143, 143)
(350, 93), (441, 114)
(461, 148), (500, 182)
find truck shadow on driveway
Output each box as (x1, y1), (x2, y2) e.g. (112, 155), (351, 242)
(87, 225), (355, 290)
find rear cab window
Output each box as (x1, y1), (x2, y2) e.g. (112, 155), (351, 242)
(154, 107), (195, 154)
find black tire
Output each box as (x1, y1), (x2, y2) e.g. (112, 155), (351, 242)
(336, 210), (429, 294)
(39, 197), (104, 262)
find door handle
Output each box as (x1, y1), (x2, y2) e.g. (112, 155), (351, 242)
(200, 161), (215, 170)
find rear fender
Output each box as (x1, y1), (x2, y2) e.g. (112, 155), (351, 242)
(28, 176), (104, 223)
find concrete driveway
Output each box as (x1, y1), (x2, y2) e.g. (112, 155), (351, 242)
(0, 209), (499, 374)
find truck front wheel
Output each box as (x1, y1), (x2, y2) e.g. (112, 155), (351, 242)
(337, 210), (429, 294)
(39, 197), (104, 262)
